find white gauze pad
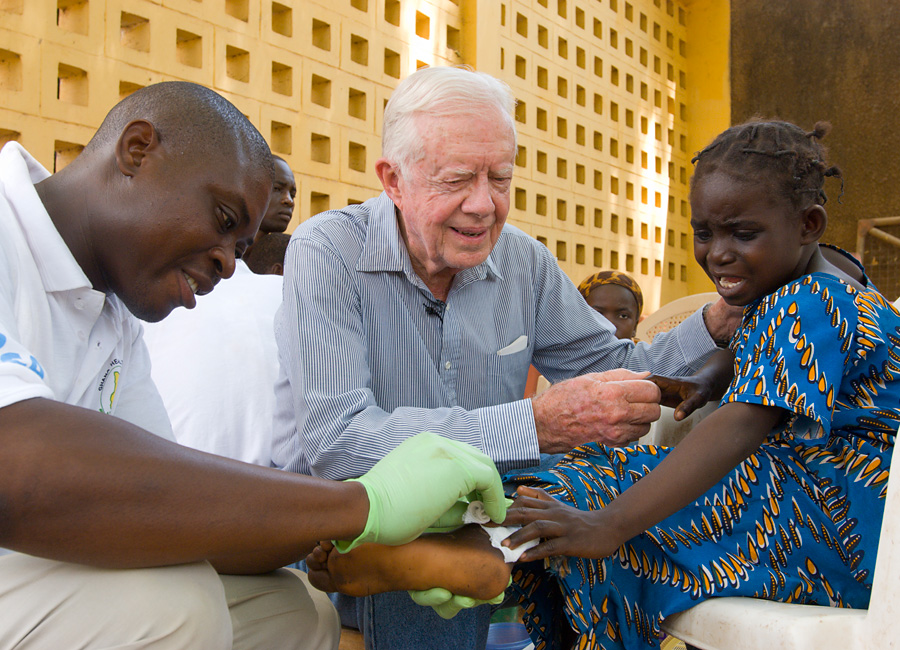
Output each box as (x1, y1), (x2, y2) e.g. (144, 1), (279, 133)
(462, 501), (539, 563)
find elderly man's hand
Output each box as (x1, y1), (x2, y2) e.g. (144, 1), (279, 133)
(703, 298), (744, 346)
(531, 369), (661, 451)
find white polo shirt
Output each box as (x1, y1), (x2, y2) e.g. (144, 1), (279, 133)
(0, 142), (172, 439)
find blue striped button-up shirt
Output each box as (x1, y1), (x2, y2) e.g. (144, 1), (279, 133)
(272, 192), (717, 479)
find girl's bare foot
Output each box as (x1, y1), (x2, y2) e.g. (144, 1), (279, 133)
(305, 525), (511, 600)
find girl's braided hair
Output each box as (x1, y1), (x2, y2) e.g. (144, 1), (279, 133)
(690, 120), (842, 209)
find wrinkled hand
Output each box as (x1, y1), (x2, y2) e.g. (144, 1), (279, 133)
(702, 298), (743, 345)
(336, 432), (506, 552)
(409, 586), (506, 619)
(647, 374), (713, 421)
(531, 369), (661, 451)
(501, 486), (619, 561)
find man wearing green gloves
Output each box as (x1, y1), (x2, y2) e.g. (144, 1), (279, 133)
(0, 81), (506, 649)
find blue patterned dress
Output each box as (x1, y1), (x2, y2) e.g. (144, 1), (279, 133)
(507, 273), (899, 649)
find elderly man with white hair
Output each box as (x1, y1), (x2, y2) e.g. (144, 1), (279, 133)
(273, 65), (739, 649)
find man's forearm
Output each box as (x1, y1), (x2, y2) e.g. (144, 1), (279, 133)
(0, 398), (369, 573)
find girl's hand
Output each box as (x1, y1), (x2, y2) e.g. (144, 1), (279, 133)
(648, 349), (734, 421)
(500, 486), (622, 561)
(647, 374), (713, 421)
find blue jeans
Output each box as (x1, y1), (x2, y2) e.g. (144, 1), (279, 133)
(293, 561), (492, 649)
(358, 591), (491, 650)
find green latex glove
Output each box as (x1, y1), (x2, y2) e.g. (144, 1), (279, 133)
(425, 496), (515, 533)
(408, 580), (510, 619)
(424, 499), (471, 534)
(335, 432), (506, 552)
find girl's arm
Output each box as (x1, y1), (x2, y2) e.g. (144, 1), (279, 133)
(503, 401), (782, 560)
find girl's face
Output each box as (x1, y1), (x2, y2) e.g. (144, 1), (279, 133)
(690, 171), (818, 306)
(586, 284), (640, 340)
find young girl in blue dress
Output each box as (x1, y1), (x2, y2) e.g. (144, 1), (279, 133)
(497, 119), (899, 648)
(305, 120), (898, 649)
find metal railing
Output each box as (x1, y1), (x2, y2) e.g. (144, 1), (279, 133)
(856, 217), (900, 301)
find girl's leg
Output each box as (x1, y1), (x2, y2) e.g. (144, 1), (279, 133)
(306, 524), (511, 601)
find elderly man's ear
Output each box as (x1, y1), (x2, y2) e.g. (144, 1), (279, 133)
(375, 158), (403, 202)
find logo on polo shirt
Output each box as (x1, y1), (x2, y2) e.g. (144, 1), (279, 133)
(98, 358), (123, 414)
(0, 332), (45, 379)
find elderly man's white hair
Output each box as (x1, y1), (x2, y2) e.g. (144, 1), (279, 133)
(382, 65), (518, 173)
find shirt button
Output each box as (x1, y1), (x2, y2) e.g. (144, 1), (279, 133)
(74, 298), (85, 310)
(444, 361), (451, 370)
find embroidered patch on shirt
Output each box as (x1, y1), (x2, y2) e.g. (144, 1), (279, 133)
(98, 358), (123, 414)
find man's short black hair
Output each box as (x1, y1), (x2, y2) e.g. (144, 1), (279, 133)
(86, 81), (274, 180)
(244, 233), (291, 275)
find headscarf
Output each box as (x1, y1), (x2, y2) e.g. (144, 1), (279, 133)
(577, 270), (644, 316)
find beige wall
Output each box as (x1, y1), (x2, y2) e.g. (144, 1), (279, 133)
(0, 0), (731, 310)
(0, 0), (470, 229)
(463, 0), (730, 310)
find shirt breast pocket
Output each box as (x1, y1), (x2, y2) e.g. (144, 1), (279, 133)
(488, 335), (531, 402)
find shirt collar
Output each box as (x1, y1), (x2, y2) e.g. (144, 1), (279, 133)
(357, 192), (504, 290)
(0, 142), (95, 294)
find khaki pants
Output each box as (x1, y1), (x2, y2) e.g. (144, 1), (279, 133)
(0, 553), (339, 649)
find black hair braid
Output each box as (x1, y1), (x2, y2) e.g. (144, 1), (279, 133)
(691, 119), (843, 208)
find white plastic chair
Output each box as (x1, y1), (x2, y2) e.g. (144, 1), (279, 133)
(636, 292), (720, 344)
(638, 401), (718, 447)
(661, 432), (900, 649)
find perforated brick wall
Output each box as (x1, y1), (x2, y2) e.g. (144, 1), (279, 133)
(0, 0), (725, 306)
(483, 0), (698, 308)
